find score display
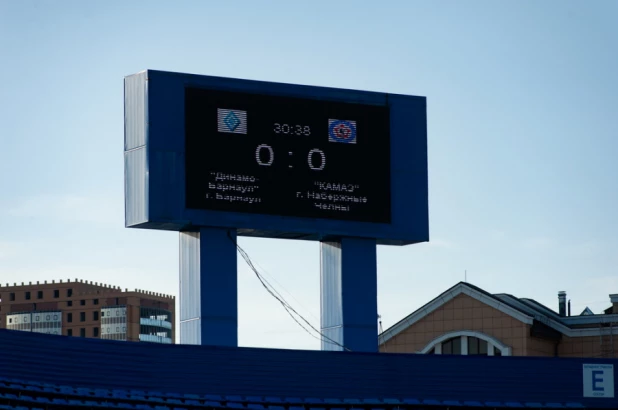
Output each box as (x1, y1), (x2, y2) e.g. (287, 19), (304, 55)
(125, 70), (428, 244)
(185, 87), (391, 223)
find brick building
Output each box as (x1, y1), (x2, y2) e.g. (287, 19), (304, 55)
(0, 279), (174, 343)
(379, 282), (618, 358)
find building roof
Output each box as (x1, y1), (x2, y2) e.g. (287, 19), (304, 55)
(581, 307), (594, 315)
(0, 278), (175, 301)
(380, 281), (618, 343)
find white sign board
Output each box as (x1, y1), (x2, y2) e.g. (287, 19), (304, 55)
(583, 364), (614, 398)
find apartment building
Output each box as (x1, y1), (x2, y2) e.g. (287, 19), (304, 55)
(0, 279), (174, 343)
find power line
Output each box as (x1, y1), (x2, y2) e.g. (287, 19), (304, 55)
(236, 245), (321, 341)
(236, 243), (351, 351)
(231, 235), (352, 351)
(238, 244), (320, 322)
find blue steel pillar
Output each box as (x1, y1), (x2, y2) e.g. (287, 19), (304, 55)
(179, 227), (238, 346)
(320, 237), (378, 352)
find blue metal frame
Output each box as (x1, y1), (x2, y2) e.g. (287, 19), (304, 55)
(124, 69), (428, 246)
(320, 238), (378, 352)
(179, 227), (238, 346)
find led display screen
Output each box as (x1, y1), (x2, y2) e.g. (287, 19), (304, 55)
(185, 87), (391, 223)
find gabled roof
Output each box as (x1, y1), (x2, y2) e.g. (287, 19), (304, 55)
(379, 282), (534, 344)
(380, 282), (618, 343)
(581, 307), (594, 315)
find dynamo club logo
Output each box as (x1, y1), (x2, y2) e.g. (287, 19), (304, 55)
(218, 108), (247, 134)
(328, 119), (357, 144)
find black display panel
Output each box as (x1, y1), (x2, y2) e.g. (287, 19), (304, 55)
(185, 87), (391, 223)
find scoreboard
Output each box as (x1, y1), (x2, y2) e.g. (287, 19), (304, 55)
(124, 70), (428, 245)
(185, 87), (391, 223)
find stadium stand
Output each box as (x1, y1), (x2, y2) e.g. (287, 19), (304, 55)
(0, 329), (614, 409)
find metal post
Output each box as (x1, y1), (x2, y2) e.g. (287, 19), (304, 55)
(320, 237), (378, 352)
(179, 227), (238, 346)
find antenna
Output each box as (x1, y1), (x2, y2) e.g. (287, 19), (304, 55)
(378, 314), (387, 352)
(465, 270), (467, 282)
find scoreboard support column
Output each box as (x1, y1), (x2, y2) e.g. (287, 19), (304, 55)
(179, 227), (238, 346)
(320, 237), (378, 352)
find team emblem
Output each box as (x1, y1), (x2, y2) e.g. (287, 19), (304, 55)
(328, 119), (357, 144)
(218, 109), (247, 134)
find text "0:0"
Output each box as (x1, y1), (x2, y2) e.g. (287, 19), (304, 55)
(255, 144), (326, 171)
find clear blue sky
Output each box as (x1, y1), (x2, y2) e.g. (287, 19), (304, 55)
(1, 0), (617, 349)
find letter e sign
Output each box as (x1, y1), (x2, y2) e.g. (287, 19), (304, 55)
(583, 364), (614, 398)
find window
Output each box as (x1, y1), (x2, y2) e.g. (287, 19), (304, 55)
(93, 299), (99, 305)
(468, 336), (488, 355)
(67, 288), (73, 297)
(423, 331), (509, 357)
(80, 299), (86, 306)
(9, 293), (15, 301)
(93, 311), (99, 321)
(67, 329), (73, 336)
(80, 328), (85, 337)
(101, 311), (105, 317)
(67, 301), (72, 307)
(53, 289), (59, 298)
(93, 327), (99, 337)
(442, 337), (461, 355)
(67, 313), (73, 323)
(37, 291), (43, 299)
(80, 312), (86, 322)
(25, 292), (31, 300)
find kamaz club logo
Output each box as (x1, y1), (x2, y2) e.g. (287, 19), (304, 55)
(328, 119), (357, 144)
